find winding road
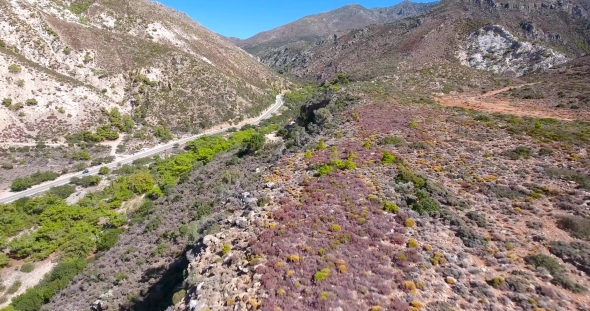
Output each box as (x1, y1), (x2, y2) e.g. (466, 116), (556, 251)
(0, 95), (284, 204)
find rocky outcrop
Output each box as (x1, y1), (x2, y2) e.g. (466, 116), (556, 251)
(458, 25), (569, 76)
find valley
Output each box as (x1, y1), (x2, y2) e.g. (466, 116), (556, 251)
(0, 0), (589, 311)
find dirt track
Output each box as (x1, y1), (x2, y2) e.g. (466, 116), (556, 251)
(435, 84), (590, 122)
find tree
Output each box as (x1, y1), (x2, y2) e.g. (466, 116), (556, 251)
(127, 171), (156, 194)
(245, 133), (265, 154)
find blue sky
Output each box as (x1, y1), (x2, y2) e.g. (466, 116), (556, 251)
(157, 0), (436, 39)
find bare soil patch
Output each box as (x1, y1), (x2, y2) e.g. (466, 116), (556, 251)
(435, 85), (590, 121)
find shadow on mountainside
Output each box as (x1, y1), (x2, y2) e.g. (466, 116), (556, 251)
(120, 247), (192, 311)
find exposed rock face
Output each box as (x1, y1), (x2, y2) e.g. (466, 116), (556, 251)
(458, 25), (569, 76)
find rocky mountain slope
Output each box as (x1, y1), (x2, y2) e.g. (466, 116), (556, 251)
(256, 0), (589, 90)
(235, 1), (436, 54)
(0, 0), (284, 144)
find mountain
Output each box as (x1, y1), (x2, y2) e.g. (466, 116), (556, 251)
(255, 0), (590, 90)
(0, 0), (285, 144)
(235, 1), (437, 52)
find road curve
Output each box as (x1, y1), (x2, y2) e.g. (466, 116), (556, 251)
(0, 95), (284, 204)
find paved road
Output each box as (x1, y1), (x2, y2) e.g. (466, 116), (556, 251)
(0, 95), (284, 204)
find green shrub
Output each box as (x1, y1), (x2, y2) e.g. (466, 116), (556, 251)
(98, 166), (110, 175)
(552, 273), (588, 293)
(0, 253), (9, 267)
(410, 190), (440, 215)
(2, 163), (14, 169)
(222, 244), (231, 255)
(222, 169), (243, 184)
(193, 201), (213, 221)
(114, 272), (127, 284)
(314, 268), (331, 282)
(20, 262), (35, 273)
(152, 243), (169, 256)
(71, 151), (91, 161)
(10, 258), (87, 310)
(466, 211), (487, 228)
(544, 166), (590, 190)
(2, 98), (12, 107)
(383, 201), (399, 213)
(526, 254), (562, 275)
(244, 133), (265, 153)
(146, 217), (162, 232)
(381, 152), (396, 164)
(154, 125), (172, 141)
(97, 229), (123, 251)
(317, 164), (333, 176)
(25, 98), (38, 106)
(381, 136), (406, 145)
(329, 158), (356, 170)
(8, 64), (21, 73)
(10, 171), (59, 191)
(73, 162), (87, 172)
(525, 250), (587, 293)
(172, 289), (187, 305)
(131, 200), (154, 224)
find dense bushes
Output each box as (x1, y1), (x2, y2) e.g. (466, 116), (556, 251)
(10, 171), (60, 191)
(1, 190), (126, 261)
(525, 254), (587, 293)
(503, 146), (532, 160)
(409, 190), (441, 215)
(244, 133), (265, 154)
(153, 129), (260, 190)
(549, 241), (590, 274)
(48, 185), (76, 199)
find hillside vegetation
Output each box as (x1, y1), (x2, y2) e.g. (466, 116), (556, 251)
(0, 0), (285, 144)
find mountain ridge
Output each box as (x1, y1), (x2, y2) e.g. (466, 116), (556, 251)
(233, 1), (438, 48)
